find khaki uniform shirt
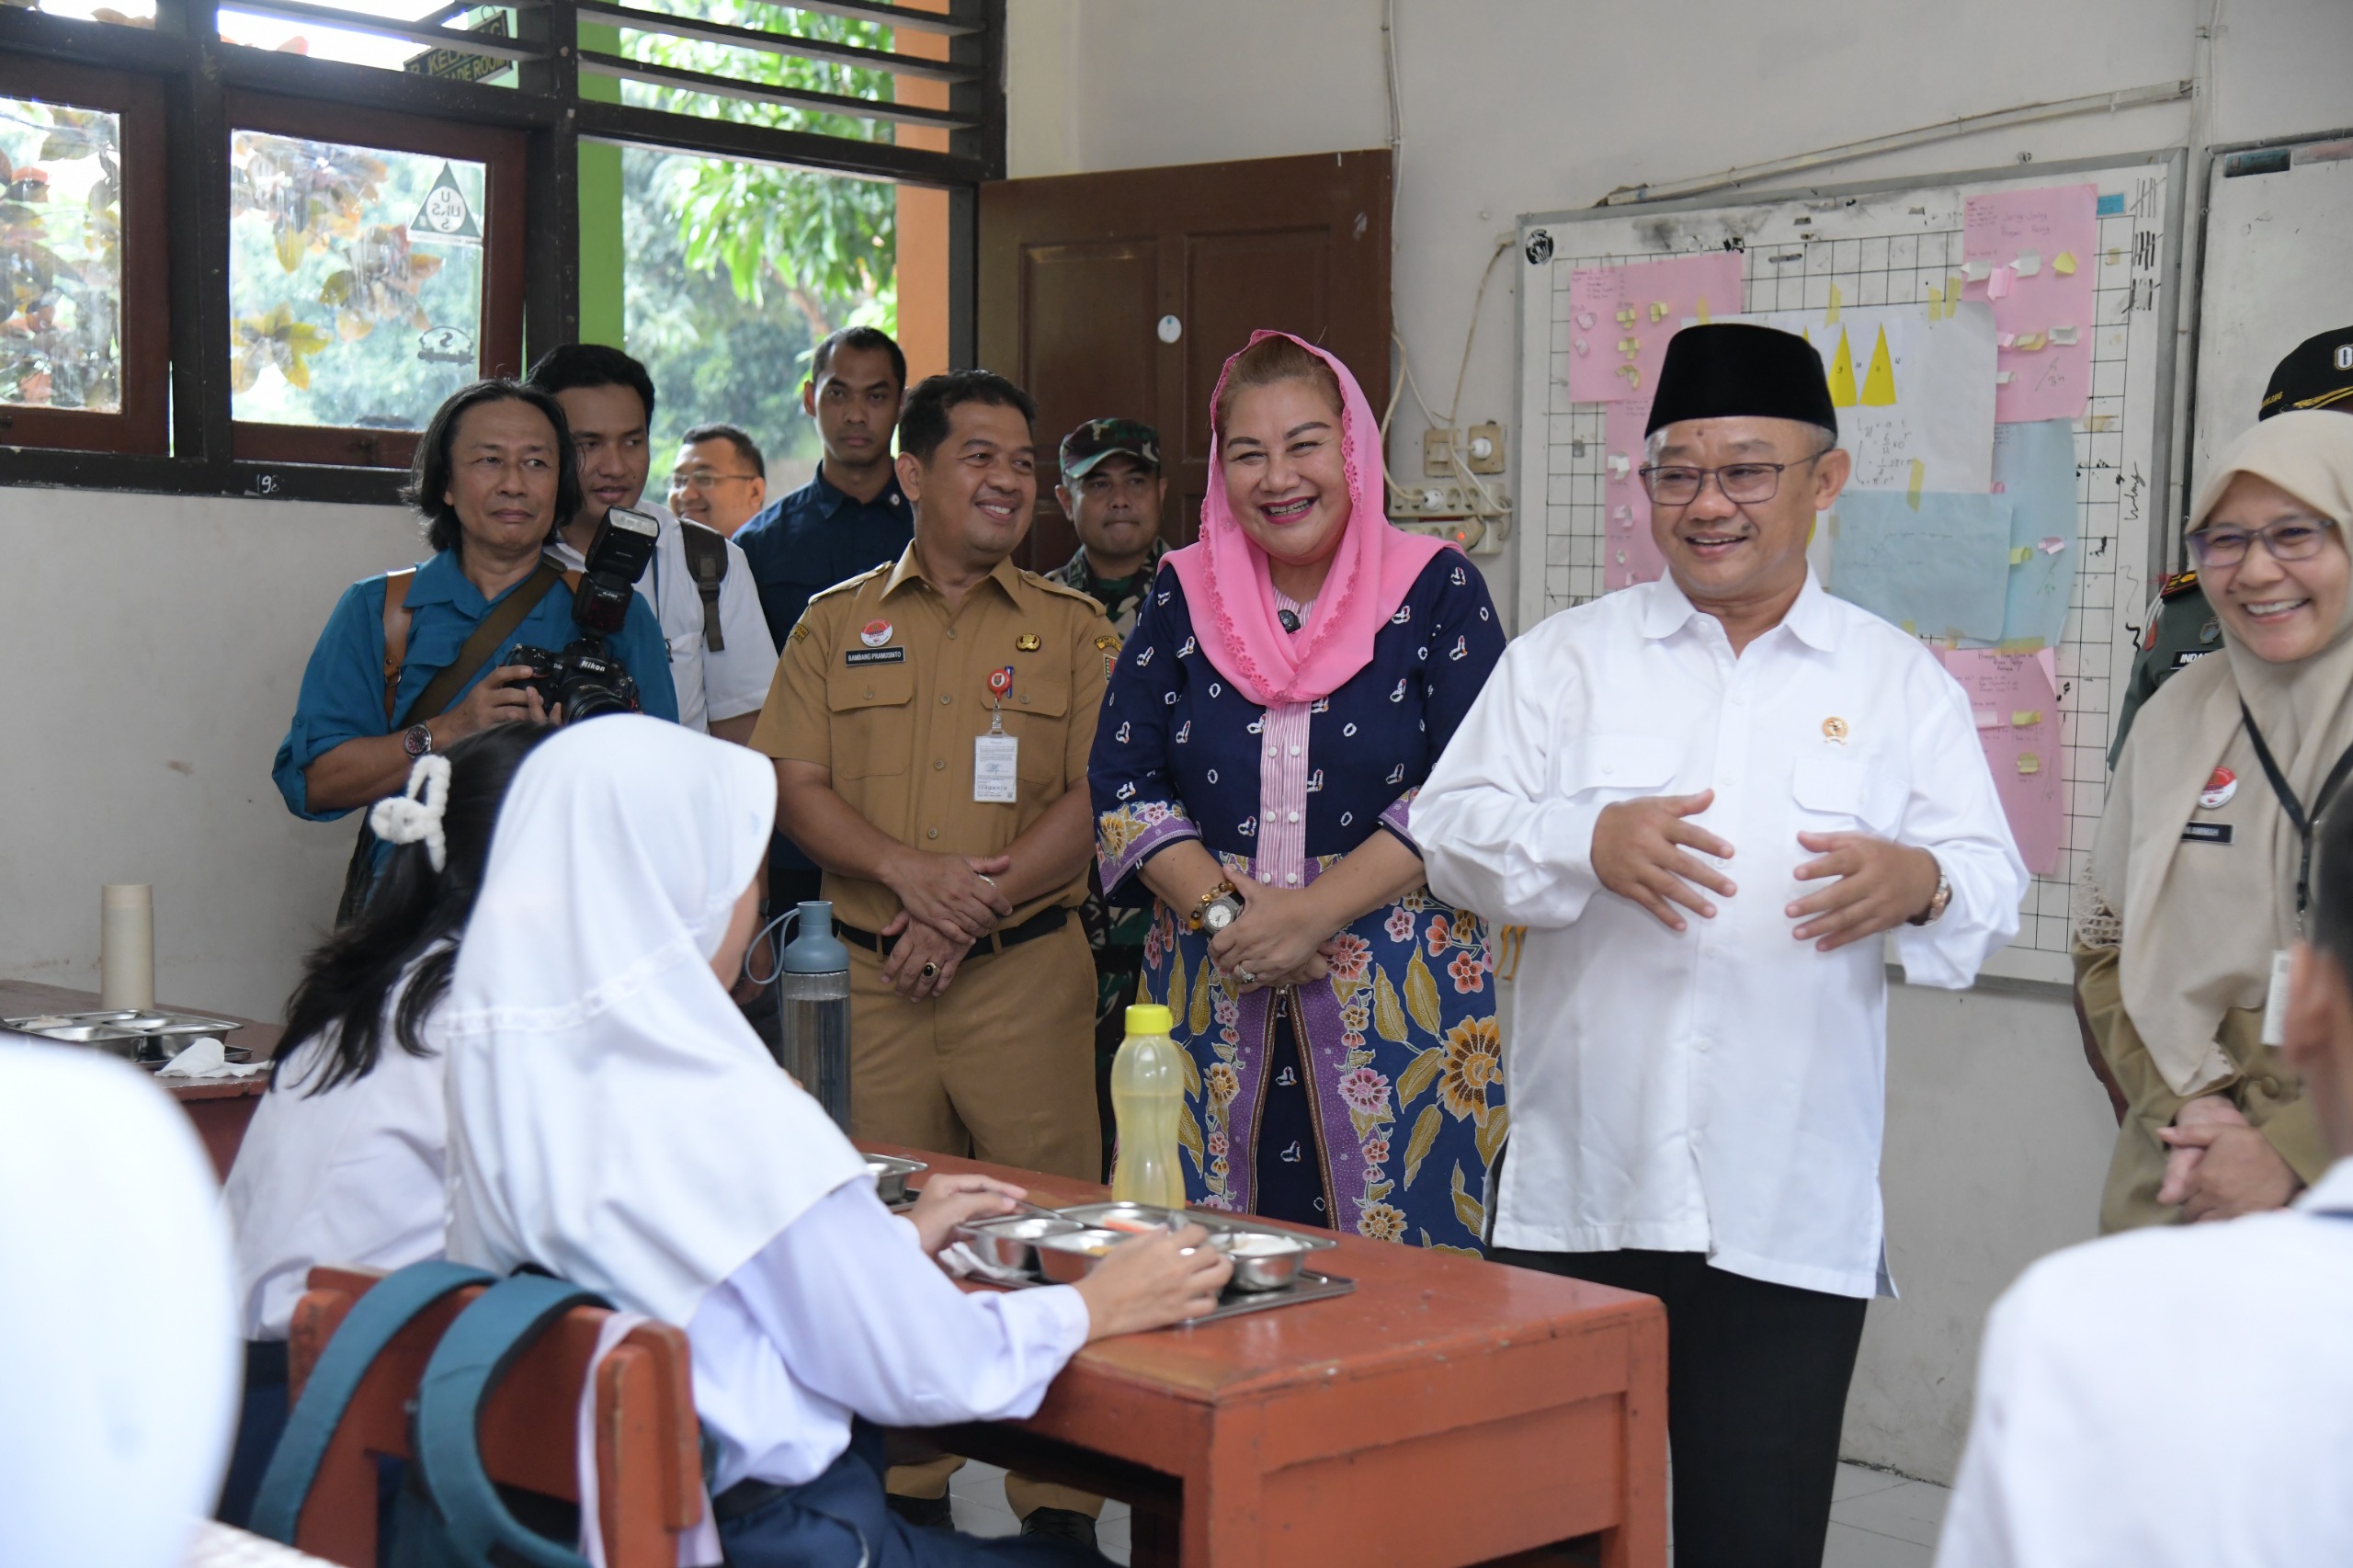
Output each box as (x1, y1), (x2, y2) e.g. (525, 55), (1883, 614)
(751, 546), (1120, 935)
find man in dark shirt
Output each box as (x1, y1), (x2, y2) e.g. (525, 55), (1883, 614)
(1048, 416), (1169, 1175)
(734, 326), (915, 909)
(735, 326), (915, 647)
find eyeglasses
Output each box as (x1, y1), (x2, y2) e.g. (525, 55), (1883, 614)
(1638, 452), (1826, 506)
(669, 471), (758, 494)
(2186, 515), (2339, 568)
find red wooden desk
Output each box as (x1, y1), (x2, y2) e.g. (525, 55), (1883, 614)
(875, 1143), (1666, 1568)
(1, 978), (278, 1179)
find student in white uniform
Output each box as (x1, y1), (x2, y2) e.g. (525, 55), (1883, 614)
(442, 717), (1231, 1567)
(1938, 754), (2353, 1568)
(1413, 323), (2026, 1568)
(217, 722), (552, 1525)
(0, 1038), (238, 1568)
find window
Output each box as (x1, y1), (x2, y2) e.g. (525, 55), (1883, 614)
(0, 0), (999, 494)
(224, 95), (523, 467)
(0, 58), (164, 453)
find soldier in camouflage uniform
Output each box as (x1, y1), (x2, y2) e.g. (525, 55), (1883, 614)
(1049, 417), (1169, 1174)
(2083, 326), (2353, 1119)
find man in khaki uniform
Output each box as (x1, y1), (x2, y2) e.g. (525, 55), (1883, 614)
(754, 368), (1113, 1186)
(754, 369), (1116, 1545)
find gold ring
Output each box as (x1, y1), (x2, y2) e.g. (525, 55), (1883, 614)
(921, 961), (939, 979)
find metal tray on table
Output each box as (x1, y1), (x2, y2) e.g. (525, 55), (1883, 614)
(864, 1153), (927, 1208)
(953, 1202), (1356, 1325)
(1053, 1200), (1340, 1251)
(5, 1009), (249, 1066)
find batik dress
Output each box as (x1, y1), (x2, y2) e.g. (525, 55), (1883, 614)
(1090, 551), (1508, 1248)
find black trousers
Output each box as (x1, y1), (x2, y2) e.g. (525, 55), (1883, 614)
(1488, 1248), (1868, 1568)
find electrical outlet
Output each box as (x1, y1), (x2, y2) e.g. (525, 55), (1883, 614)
(1464, 422), (1506, 474)
(1422, 427), (1455, 477)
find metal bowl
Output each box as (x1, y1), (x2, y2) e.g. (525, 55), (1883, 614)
(1032, 1228), (1131, 1285)
(1211, 1230), (1310, 1291)
(957, 1214), (1086, 1274)
(864, 1155), (928, 1207)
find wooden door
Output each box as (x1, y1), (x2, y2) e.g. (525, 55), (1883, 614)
(979, 150), (1392, 572)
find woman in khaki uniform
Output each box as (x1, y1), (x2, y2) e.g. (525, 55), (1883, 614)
(2077, 412), (2353, 1230)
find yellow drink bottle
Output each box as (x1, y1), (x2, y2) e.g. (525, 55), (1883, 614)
(1109, 1003), (1187, 1209)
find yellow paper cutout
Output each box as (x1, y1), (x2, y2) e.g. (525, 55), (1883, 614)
(2052, 251), (2078, 276)
(2017, 754), (2041, 776)
(1997, 637), (2047, 653)
(2087, 414), (2117, 432)
(1859, 325), (1897, 406)
(1649, 301), (1668, 324)
(1824, 283), (1842, 325)
(2014, 332), (2048, 351)
(2012, 710), (2042, 727)
(1905, 459), (1926, 510)
(1825, 325), (1859, 407)
(2009, 545), (2033, 564)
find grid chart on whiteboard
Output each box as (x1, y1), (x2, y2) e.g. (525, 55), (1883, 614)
(1529, 176), (2170, 968)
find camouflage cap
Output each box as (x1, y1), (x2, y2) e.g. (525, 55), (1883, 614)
(1059, 417), (1161, 481)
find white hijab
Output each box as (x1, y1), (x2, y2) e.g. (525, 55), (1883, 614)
(2092, 411), (2353, 1092)
(443, 716), (868, 1325)
(0, 1040), (237, 1568)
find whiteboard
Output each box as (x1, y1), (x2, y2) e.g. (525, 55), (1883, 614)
(1514, 152), (2184, 985)
(2190, 131), (2353, 513)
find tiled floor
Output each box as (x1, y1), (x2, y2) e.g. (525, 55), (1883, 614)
(945, 1458), (1947, 1566)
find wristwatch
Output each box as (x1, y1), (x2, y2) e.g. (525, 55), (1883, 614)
(402, 722), (435, 758)
(1188, 880), (1243, 933)
(1908, 859), (1951, 926)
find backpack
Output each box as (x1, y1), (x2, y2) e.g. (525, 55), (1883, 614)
(248, 1261), (611, 1568)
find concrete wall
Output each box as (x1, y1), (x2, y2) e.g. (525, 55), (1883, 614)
(1003, 0), (2353, 1482)
(0, 489), (421, 1020)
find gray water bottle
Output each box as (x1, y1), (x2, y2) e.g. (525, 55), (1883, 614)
(778, 900), (853, 1131)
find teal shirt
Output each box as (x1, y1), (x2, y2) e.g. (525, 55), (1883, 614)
(272, 549), (679, 821)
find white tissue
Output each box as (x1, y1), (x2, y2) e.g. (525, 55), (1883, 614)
(157, 1038), (261, 1080)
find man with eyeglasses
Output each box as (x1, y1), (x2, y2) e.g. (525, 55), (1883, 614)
(1414, 323), (2026, 1568)
(667, 423), (768, 538)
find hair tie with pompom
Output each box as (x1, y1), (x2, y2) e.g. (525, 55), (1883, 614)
(369, 754), (452, 872)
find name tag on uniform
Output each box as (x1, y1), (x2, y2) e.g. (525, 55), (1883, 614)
(2181, 822), (2234, 845)
(846, 647), (905, 666)
(974, 733), (1018, 803)
(2172, 649), (2213, 670)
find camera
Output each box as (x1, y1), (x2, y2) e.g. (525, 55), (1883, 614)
(512, 504), (659, 723)
(506, 640), (643, 723)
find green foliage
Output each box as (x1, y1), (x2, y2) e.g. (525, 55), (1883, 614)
(0, 97), (124, 412)
(619, 0), (898, 318)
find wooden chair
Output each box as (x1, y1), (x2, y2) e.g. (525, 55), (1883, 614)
(283, 1265), (705, 1568)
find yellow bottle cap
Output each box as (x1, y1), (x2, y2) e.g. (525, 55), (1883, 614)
(1124, 1004), (1174, 1035)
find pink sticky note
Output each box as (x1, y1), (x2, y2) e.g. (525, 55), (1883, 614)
(1565, 253), (1747, 403)
(1602, 398), (1668, 589)
(1939, 649), (2065, 874)
(1963, 185), (2098, 422)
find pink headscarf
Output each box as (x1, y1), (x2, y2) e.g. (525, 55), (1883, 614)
(1165, 331), (1449, 707)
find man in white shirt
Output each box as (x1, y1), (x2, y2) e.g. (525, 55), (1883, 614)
(527, 346), (779, 741)
(1413, 323), (2027, 1568)
(1937, 805), (2353, 1568)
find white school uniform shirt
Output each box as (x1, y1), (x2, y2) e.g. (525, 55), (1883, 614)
(1412, 571), (2025, 1298)
(548, 498), (777, 734)
(1936, 1157), (2353, 1568)
(222, 980), (449, 1340)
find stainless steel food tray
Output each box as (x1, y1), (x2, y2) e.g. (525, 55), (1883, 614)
(1054, 1200), (1339, 1252)
(1187, 1268), (1355, 1325)
(865, 1153), (927, 1208)
(5, 1010), (247, 1062)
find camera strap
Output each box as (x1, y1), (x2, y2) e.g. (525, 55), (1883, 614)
(397, 561), (573, 728)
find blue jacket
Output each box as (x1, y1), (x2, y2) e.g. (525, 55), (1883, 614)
(272, 549), (679, 821)
(733, 466), (914, 648)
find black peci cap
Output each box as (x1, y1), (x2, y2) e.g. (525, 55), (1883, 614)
(1644, 323), (1838, 437)
(2259, 326), (2353, 419)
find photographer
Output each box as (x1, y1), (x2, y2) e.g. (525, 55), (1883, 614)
(527, 345), (778, 743)
(273, 380), (676, 909)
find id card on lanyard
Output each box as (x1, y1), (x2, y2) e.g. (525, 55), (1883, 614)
(2239, 700), (2353, 1044)
(975, 665), (1017, 803)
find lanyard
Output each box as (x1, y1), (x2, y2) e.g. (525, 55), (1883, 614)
(2236, 699), (2353, 927)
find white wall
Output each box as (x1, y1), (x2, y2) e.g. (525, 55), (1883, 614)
(1004, 0), (2353, 1483)
(0, 489), (423, 1020)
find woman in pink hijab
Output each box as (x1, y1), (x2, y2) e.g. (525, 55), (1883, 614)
(1089, 332), (1507, 1245)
